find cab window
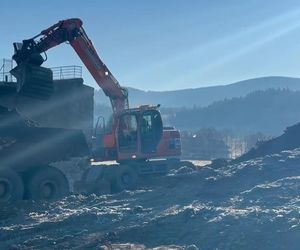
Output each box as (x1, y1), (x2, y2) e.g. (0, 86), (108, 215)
(118, 114), (138, 152)
(141, 111), (163, 153)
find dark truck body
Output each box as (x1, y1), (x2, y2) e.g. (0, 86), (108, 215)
(0, 106), (89, 172)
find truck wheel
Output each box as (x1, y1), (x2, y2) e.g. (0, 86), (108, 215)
(27, 166), (69, 201)
(0, 169), (24, 203)
(113, 165), (138, 192)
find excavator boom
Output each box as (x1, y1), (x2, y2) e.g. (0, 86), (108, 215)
(12, 18), (128, 113)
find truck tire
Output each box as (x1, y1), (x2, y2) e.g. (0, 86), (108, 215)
(27, 166), (69, 200)
(0, 169), (24, 203)
(112, 165), (138, 192)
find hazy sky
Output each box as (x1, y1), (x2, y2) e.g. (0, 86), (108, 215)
(1, 0), (300, 91)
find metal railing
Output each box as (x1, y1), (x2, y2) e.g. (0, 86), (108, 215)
(51, 65), (82, 80)
(0, 59), (82, 82)
(0, 59), (15, 82)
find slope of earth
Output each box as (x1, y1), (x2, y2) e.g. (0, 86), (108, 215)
(236, 122), (300, 162)
(2, 149), (300, 249)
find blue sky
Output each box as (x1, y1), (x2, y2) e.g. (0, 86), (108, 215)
(1, 0), (300, 90)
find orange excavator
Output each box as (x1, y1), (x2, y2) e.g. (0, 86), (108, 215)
(11, 18), (181, 163)
(7, 18), (188, 197)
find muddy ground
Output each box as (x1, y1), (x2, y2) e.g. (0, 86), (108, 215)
(2, 149), (300, 249)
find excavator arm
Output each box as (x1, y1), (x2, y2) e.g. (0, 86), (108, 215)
(12, 18), (128, 114)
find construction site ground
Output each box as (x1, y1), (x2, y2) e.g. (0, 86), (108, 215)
(1, 149), (300, 250)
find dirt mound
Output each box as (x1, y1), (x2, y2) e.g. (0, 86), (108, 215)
(236, 122), (300, 162)
(1, 149), (300, 249)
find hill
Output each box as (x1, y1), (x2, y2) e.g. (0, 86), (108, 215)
(94, 76), (300, 108)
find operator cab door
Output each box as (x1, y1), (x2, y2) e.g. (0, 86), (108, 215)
(118, 113), (138, 153)
(140, 110), (163, 154)
(92, 116), (106, 159)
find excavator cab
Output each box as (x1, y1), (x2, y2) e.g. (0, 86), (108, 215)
(117, 107), (163, 160)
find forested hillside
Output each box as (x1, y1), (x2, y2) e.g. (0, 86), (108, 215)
(165, 89), (300, 135)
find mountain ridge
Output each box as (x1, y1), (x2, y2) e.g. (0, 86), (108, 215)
(94, 76), (300, 108)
